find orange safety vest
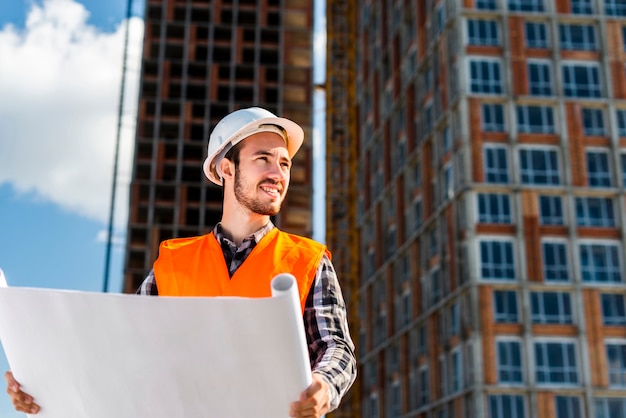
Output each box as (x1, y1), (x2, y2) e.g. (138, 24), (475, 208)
(153, 228), (330, 313)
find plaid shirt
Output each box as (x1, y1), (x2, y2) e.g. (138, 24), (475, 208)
(137, 222), (356, 411)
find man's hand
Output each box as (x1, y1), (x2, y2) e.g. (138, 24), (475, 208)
(289, 373), (331, 418)
(5, 371), (39, 414)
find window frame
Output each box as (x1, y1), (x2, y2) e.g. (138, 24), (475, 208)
(496, 337), (524, 384)
(559, 23), (598, 51)
(477, 193), (513, 224)
(494, 289), (520, 323)
(518, 146), (561, 185)
(517, 105), (555, 134)
(525, 21), (550, 48)
(585, 148), (612, 187)
(482, 103), (505, 132)
(484, 145), (510, 184)
(542, 240), (570, 282)
(531, 291), (574, 324)
(509, 0), (545, 12)
(528, 60), (553, 96)
(479, 238), (516, 281)
(562, 62), (602, 98)
(467, 19), (500, 46)
(489, 394), (526, 418)
(539, 195), (565, 225)
(579, 241), (623, 284)
(468, 58), (503, 95)
(601, 293), (626, 326)
(534, 339), (579, 386)
(605, 339), (626, 388)
(575, 196), (616, 227)
(555, 395), (583, 418)
(582, 108), (606, 136)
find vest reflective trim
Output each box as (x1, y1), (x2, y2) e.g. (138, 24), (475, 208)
(153, 228), (329, 313)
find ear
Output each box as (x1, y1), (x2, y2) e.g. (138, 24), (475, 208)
(219, 157), (235, 182)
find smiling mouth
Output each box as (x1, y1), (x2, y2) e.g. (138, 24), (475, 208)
(260, 184), (282, 197)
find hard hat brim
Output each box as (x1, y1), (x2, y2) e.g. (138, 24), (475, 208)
(203, 116), (304, 185)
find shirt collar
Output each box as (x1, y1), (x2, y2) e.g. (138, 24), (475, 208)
(212, 221), (275, 247)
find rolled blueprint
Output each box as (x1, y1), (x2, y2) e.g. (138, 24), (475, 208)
(271, 273), (313, 390)
(0, 276), (314, 418)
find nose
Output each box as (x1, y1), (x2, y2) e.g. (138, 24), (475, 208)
(267, 160), (288, 181)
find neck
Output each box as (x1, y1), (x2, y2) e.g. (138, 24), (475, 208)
(220, 207), (270, 247)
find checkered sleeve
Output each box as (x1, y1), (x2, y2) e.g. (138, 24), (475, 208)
(304, 253), (357, 412)
(136, 269), (159, 296)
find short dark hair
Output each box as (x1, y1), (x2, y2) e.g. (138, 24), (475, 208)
(223, 141), (243, 166)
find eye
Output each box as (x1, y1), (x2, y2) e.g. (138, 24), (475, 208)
(281, 162), (291, 169)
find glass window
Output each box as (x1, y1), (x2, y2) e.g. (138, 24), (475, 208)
(621, 154), (626, 186)
(469, 59), (502, 94)
(489, 394), (525, 418)
(476, 0), (497, 10)
(528, 62), (553, 96)
(606, 343), (626, 387)
(483, 103), (505, 132)
(543, 241), (569, 282)
(480, 240), (515, 280)
(413, 199), (423, 231)
(586, 150), (612, 187)
(494, 290), (519, 323)
(484, 146), (509, 183)
(618, 110), (626, 136)
(468, 19), (499, 46)
(531, 292), (573, 324)
(594, 398), (626, 418)
(451, 349), (462, 393)
(519, 148), (561, 185)
(443, 125), (452, 152)
(497, 340), (523, 383)
(525, 22), (549, 48)
(387, 380), (400, 418)
(539, 195), (565, 225)
(517, 105), (555, 133)
(478, 193), (512, 224)
(576, 197), (615, 227)
(602, 294), (626, 325)
(534, 341), (578, 385)
(560, 24), (597, 50)
(582, 108), (606, 136)
(509, 0), (544, 12)
(555, 396), (583, 418)
(606, 0), (626, 17)
(579, 242), (623, 283)
(418, 366), (429, 406)
(563, 63), (602, 98)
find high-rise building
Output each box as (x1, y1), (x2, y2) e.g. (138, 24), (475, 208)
(123, 0), (315, 292)
(331, 0), (626, 417)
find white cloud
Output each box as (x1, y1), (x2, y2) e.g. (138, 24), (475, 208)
(95, 229), (125, 247)
(0, 0), (144, 229)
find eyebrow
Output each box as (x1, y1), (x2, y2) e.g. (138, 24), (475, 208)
(253, 150), (291, 163)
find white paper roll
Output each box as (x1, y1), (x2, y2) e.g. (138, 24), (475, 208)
(271, 273), (313, 389)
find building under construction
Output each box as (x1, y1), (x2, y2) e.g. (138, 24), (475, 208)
(123, 0), (315, 292)
(328, 0), (626, 417)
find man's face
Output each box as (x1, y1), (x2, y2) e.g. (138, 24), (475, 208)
(233, 132), (291, 216)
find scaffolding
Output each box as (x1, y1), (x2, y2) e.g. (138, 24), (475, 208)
(326, 0), (360, 416)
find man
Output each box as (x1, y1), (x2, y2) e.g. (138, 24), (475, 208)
(5, 107), (356, 418)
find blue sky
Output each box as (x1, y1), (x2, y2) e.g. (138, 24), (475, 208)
(0, 1), (326, 416)
(0, 1), (145, 415)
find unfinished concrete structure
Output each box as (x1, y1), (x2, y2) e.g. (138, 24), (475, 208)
(338, 0), (626, 417)
(123, 0), (315, 292)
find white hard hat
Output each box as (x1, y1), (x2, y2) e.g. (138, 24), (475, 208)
(203, 107), (305, 185)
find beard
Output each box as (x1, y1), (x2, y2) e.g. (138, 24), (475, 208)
(234, 165), (284, 216)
